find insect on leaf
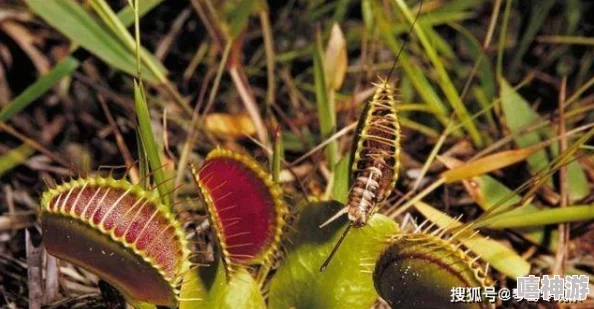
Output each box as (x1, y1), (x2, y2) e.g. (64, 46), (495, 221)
(268, 201), (398, 309)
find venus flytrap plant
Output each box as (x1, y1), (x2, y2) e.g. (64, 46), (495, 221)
(40, 176), (191, 307)
(373, 230), (494, 309)
(27, 1), (594, 309)
(40, 1), (189, 307)
(191, 148), (287, 272)
(178, 147), (287, 309)
(268, 201), (399, 309)
(414, 201), (531, 279)
(38, 147), (289, 309)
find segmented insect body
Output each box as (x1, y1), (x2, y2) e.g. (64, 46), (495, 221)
(319, 79), (402, 272)
(320, 1), (419, 272)
(347, 80), (400, 227)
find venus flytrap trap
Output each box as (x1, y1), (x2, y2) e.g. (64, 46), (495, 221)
(373, 230), (493, 309)
(175, 147), (287, 309)
(20, 0), (594, 308)
(191, 148), (287, 272)
(414, 201), (531, 280)
(40, 176), (191, 307)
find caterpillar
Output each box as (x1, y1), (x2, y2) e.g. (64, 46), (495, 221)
(320, 0), (422, 272)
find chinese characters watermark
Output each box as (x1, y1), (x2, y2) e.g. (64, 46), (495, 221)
(450, 275), (590, 303)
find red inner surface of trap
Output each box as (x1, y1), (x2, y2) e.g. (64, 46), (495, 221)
(200, 157), (276, 262)
(50, 185), (181, 279)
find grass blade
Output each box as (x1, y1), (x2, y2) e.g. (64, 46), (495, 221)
(460, 173), (556, 250)
(89, 0), (167, 81)
(452, 22), (496, 100)
(0, 144), (35, 177)
(414, 201), (530, 278)
(272, 126), (283, 183)
(332, 156), (350, 204)
(313, 29), (338, 171)
(0, 57), (78, 121)
(116, 0), (163, 25)
(134, 80), (171, 206)
(3, 0), (163, 121)
(440, 145), (543, 183)
(371, 1), (450, 127)
(500, 78), (589, 201)
(487, 205), (594, 229)
(500, 78), (550, 178)
(26, 0), (160, 82)
(511, 0), (556, 68)
(393, 0), (482, 146)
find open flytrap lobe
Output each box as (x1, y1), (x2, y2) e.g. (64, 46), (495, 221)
(192, 148), (287, 271)
(40, 176), (191, 307)
(373, 231), (493, 309)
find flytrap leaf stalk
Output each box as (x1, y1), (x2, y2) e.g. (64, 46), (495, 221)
(40, 176), (191, 307)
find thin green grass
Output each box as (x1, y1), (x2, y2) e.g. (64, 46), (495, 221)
(313, 30), (339, 172)
(394, 0), (482, 146)
(0, 144), (35, 177)
(26, 0), (160, 82)
(4, 0), (594, 307)
(3, 0), (164, 123)
(129, 0), (172, 206)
